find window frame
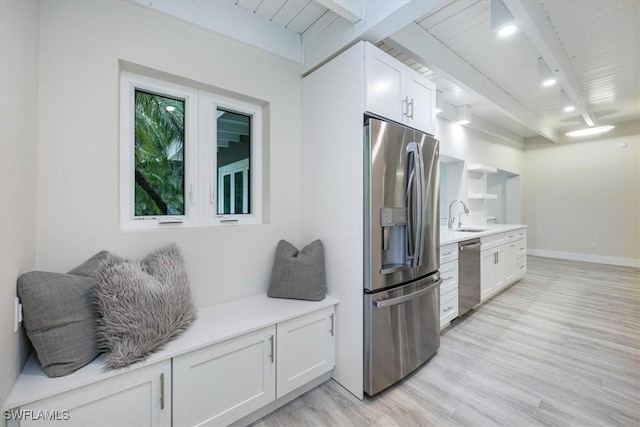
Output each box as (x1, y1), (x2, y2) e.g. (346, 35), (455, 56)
(119, 71), (262, 230)
(198, 92), (262, 226)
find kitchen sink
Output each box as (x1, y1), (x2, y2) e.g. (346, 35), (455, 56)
(455, 228), (486, 233)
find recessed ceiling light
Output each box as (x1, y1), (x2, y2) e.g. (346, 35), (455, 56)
(491, 0), (518, 38)
(165, 106), (176, 112)
(560, 90), (574, 112)
(497, 24), (518, 38)
(538, 58), (557, 87)
(456, 105), (472, 125)
(566, 126), (614, 137)
(435, 90), (444, 114)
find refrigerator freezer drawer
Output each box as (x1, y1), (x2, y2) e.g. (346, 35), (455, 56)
(364, 275), (441, 396)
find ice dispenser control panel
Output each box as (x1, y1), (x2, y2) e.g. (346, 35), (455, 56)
(380, 208), (407, 226)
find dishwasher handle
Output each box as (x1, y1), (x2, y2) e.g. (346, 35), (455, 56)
(459, 241), (481, 251)
(373, 278), (442, 308)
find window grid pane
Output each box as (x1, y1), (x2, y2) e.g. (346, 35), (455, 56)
(134, 90), (185, 217)
(216, 108), (251, 215)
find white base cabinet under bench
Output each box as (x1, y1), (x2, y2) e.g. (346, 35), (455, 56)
(3, 295), (338, 427)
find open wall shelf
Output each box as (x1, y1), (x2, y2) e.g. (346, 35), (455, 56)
(468, 193), (498, 200)
(467, 164), (497, 173)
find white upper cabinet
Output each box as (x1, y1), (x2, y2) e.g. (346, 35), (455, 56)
(364, 45), (404, 123)
(364, 43), (436, 135)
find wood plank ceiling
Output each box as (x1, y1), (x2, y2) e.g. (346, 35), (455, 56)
(235, 0), (640, 141)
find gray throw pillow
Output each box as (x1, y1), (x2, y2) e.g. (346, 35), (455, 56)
(95, 244), (196, 369)
(68, 251), (110, 278)
(268, 239), (326, 301)
(17, 271), (100, 377)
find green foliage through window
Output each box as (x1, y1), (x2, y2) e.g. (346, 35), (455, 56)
(134, 90), (185, 216)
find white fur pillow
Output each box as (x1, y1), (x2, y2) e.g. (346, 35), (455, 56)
(95, 244), (196, 369)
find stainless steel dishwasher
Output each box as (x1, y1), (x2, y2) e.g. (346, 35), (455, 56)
(458, 239), (481, 316)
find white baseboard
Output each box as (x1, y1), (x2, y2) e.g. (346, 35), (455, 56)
(528, 249), (640, 268)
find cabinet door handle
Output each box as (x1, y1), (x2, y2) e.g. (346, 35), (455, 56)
(408, 98), (414, 119)
(443, 276), (454, 281)
(443, 250), (455, 256)
(269, 334), (274, 363)
(160, 373), (165, 410)
(330, 313), (335, 336)
(443, 306), (454, 313)
(402, 96), (409, 117)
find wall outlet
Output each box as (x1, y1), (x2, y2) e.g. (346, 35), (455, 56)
(590, 242), (597, 249)
(14, 297), (23, 332)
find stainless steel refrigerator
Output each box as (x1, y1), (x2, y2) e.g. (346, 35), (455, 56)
(363, 115), (441, 396)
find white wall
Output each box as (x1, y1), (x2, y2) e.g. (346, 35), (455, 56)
(36, 1), (302, 307)
(524, 133), (640, 267)
(436, 117), (525, 226)
(437, 118), (525, 175)
(0, 0), (39, 410)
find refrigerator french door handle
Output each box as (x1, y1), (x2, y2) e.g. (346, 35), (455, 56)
(405, 156), (416, 264)
(373, 278), (442, 308)
(406, 142), (424, 267)
(416, 143), (426, 266)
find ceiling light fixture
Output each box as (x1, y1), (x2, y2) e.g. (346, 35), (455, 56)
(560, 90), (575, 112)
(435, 90), (444, 114)
(456, 105), (472, 125)
(566, 125), (614, 137)
(491, 0), (518, 38)
(538, 57), (557, 87)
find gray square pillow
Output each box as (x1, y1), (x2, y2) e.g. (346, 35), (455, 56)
(95, 244), (196, 369)
(17, 271), (100, 377)
(68, 250), (109, 278)
(268, 239), (326, 301)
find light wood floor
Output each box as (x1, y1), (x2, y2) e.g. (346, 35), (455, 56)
(251, 256), (640, 426)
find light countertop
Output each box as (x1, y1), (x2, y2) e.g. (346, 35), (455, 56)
(440, 224), (527, 245)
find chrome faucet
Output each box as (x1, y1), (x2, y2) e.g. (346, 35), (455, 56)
(448, 200), (469, 229)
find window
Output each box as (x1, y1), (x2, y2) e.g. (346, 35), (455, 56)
(120, 72), (262, 229)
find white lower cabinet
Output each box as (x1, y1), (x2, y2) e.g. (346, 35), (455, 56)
(276, 307), (335, 397)
(4, 296), (338, 427)
(20, 361), (171, 427)
(481, 246), (505, 301)
(439, 260), (459, 329)
(439, 243), (459, 329)
(172, 327), (276, 427)
(480, 229), (527, 302)
(504, 242), (518, 283)
(173, 306), (336, 427)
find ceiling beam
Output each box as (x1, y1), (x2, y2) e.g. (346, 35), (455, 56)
(303, 0), (447, 74)
(316, 0), (364, 24)
(389, 23), (560, 142)
(504, 0), (595, 127)
(132, 0), (302, 63)
(437, 103), (525, 147)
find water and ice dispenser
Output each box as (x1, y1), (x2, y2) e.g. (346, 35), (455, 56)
(380, 207), (408, 273)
